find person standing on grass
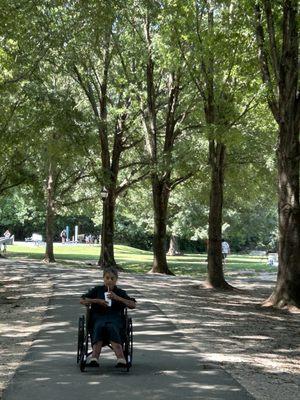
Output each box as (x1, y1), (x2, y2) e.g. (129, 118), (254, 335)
(222, 239), (230, 265)
(60, 229), (67, 243)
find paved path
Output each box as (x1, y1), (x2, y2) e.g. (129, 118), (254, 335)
(3, 268), (253, 400)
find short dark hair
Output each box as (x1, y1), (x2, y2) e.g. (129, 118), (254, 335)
(103, 267), (118, 279)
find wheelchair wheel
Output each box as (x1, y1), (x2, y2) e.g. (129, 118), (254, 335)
(77, 315), (85, 364)
(79, 351), (86, 372)
(124, 317), (133, 372)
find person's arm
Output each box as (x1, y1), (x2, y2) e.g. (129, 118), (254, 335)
(80, 287), (107, 308)
(108, 291), (136, 309)
(80, 297), (107, 307)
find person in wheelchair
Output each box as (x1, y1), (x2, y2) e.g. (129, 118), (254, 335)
(80, 267), (136, 368)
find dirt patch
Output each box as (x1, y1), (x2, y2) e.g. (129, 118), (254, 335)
(0, 259), (53, 399)
(127, 273), (300, 400)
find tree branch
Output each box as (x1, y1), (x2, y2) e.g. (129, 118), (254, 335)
(229, 94), (258, 128)
(263, 0), (280, 85)
(73, 65), (99, 118)
(116, 171), (149, 196)
(59, 195), (98, 207)
(58, 171), (92, 197)
(254, 3), (279, 121)
(0, 179), (27, 196)
(168, 172), (194, 191)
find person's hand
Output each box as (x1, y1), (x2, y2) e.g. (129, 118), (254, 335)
(98, 299), (108, 307)
(107, 291), (119, 301)
(81, 298), (92, 306)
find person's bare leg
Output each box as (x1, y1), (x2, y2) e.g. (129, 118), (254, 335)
(110, 341), (125, 361)
(92, 341), (103, 359)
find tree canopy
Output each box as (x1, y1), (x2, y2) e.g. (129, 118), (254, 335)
(1, 0), (299, 307)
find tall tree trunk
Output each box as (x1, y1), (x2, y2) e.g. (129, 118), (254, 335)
(255, 0), (300, 307)
(207, 141), (230, 288)
(44, 167), (55, 263)
(98, 189), (118, 269)
(167, 235), (180, 256)
(265, 123), (300, 307)
(200, 4), (231, 289)
(142, 16), (184, 275)
(150, 176), (174, 274)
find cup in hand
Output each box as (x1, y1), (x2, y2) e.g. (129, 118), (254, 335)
(104, 291), (112, 307)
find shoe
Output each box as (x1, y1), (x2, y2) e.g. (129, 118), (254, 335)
(87, 357), (99, 367)
(115, 358), (127, 368)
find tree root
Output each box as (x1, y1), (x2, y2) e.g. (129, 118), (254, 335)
(261, 296), (300, 313)
(97, 263), (124, 272)
(148, 268), (175, 276)
(203, 279), (238, 291)
(43, 257), (56, 263)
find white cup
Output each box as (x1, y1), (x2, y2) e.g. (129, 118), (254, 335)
(104, 291), (112, 307)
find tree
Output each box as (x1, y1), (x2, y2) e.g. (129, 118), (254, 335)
(177, 0), (261, 288)
(1, 1), (102, 262)
(63, 1), (148, 268)
(0, 1), (48, 197)
(254, 0), (300, 308)
(26, 67), (94, 262)
(122, 2), (199, 274)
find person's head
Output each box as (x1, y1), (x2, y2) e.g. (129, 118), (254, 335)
(103, 267), (118, 290)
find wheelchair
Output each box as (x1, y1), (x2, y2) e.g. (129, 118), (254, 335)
(77, 306), (133, 372)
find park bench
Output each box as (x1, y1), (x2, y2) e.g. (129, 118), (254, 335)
(249, 250), (267, 256)
(25, 233), (43, 245)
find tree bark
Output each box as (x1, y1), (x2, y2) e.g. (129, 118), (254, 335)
(44, 166), (56, 263)
(206, 141), (231, 289)
(265, 122), (300, 307)
(141, 15), (188, 275)
(150, 176), (174, 274)
(167, 234), (180, 256)
(97, 100), (125, 270)
(193, 3), (232, 290)
(256, 0), (300, 308)
(98, 188), (118, 269)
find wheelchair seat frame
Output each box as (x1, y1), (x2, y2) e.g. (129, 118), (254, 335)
(77, 306), (133, 372)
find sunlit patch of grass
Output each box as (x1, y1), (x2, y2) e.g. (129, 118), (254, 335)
(6, 242), (273, 276)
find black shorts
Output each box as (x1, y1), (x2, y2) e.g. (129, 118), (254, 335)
(92, 316), (123, 345)
(222, 253), (228, 259)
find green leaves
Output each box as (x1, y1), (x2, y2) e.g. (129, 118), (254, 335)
(0, 0), (279, 251)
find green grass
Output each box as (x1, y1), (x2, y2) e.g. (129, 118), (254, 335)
(6, 242), (273, 276)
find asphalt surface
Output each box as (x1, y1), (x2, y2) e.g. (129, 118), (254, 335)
(3, 268), (254, 400)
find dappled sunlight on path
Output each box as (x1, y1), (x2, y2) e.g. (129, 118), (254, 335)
(0, 259), (53, 396)
(120, 273), (300, 400)
(1, 261), (253, 400)
(1, 259), (299, 399)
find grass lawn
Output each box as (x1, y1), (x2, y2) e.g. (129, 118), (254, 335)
(5, 242), (274, 276)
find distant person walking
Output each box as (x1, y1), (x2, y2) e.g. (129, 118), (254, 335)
(221, 239), (230, 265)
(1, 230), (12, 256)
(60, 229), (67, 243)
(3, 230), (11, 238)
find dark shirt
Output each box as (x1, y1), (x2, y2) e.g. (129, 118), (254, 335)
(81, 285), (135, 317)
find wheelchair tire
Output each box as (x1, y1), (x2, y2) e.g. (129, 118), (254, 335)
(125, 317), (133, 372)
(77, 315), (85, 364)
(79, 351), (86, 372)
